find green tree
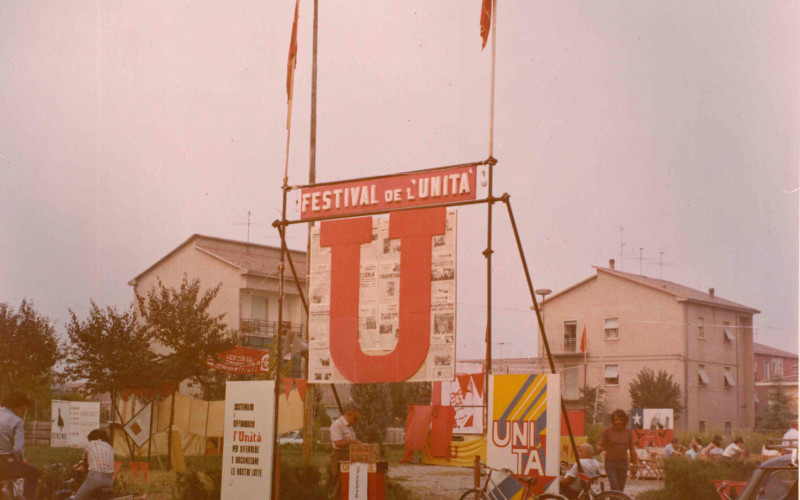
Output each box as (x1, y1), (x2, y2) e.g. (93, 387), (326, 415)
(388, 382), (432, 426)
(64, 302), (157, 395)
(577, 384), (609, 426)
(0, 299), (62, 398)
(757, 386), (796, 431)
(628, 368), (684, 419)
(351, 384), (393, 444)
(136, 275), (235, 387)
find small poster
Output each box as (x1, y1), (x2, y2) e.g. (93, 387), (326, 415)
(51, 400), (100, 448)
(630, 408), (674, 447)
(221, 381), (275, 500)
(123, 402), (152, 448)
(488, 374), (561, 495)
(348, 462), (368, 500)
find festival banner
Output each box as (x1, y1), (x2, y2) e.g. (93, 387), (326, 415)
(287, 164), (489, 221)
(51, 400), (101, 448)
(630, 408), (674, 447)
(488, 374), (561, 496)
(221, 381), (275, 500)
(123, 402), (152, 448)
(307, 208), (457, 383)
(207, 346), (270, 375)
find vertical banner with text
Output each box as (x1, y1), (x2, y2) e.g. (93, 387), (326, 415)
(488, 374), (561, 496)
(221, 381), (275, 500)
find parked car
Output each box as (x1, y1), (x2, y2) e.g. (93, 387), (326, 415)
(717, 448), (797, 500)
(278, 430), (303, 445)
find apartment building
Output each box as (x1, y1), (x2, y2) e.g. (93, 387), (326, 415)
(753, 342), (798, 423)
(536, 261), (758, 432)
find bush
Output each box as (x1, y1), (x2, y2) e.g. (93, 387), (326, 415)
(280, 460), (326, 499)
(173, 460), (222, 500)
(585, 423), (604, 449)
(643, 457), (756, 500)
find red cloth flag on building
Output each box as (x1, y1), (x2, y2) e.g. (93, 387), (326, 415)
(580, 325), (587, 353)
(286, 0), (300, 103)
(480, 0), (492, 50)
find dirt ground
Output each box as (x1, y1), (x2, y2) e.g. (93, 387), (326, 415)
(388, 463), (664, 499)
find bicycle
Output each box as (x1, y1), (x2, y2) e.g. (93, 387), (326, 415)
(458, 461), (568, 500)
(568, 472), (632, 500)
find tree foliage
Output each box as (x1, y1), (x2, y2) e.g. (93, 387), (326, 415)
(351, 383), (393, 444)
(388, 382), (431, 426)
(136, 275), (235, 386)
(64, 302), (157, 394)
(577, 385), (609, 426)
(0, 299), (62, 397)
(628, 368), (684, 419)
(757, 386), (796, 431)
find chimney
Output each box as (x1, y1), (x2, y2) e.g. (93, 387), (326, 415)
(708, 288), (715, 298)
(609, 259), (615, 270)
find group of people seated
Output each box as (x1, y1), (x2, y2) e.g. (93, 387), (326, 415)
(633, 435), (747, 464)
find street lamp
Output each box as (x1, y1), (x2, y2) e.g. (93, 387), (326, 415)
(533, 289), (551, 373)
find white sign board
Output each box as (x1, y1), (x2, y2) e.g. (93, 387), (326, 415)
(221, 381), (275, 500)
(348, 462), (368, 500)
(123, 402), (152, 448)
(51, 400), (100, 448)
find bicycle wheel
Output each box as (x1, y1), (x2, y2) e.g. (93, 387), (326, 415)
(458, 489), (488, 500)
(594, 491), (633, 500)
(537, 493), (569, 500)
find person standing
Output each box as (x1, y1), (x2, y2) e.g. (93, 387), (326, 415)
(597, 409), (638, 492)
(329, 407), (361, 487)
(781, 421), (798, 453)
(0, 392), (40, 500)
(70, 429), (115, 500)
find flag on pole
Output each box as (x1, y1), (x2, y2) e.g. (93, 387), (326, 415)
(286, 0), (300, 104)
(580, 325), (587, 353)
(480, 0), (492, 50)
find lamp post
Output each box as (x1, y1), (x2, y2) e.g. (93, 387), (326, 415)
(534, 288), (551, 373)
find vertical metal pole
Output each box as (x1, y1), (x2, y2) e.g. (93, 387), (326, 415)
(166, 390), (176, 470)
(147, 399), (154, 465)
(271, 188), (288, 499)
(302, 0), (319, 461)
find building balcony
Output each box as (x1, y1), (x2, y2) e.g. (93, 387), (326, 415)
(552, 338), (585, 358)
(239, 319), (302, 339)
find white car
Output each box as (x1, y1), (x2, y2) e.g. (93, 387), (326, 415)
(278, 430), (303, 445)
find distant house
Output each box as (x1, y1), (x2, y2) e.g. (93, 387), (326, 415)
(753, 342), (798, 422)
(534, 260), (759, 432)
(128, 234), (307, 350)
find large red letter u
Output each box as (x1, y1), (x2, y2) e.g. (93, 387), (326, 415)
(320, 207), (447, 382)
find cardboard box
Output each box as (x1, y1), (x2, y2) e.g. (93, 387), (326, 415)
(349, 443), (380, 463)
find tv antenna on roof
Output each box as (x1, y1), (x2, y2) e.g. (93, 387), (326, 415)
(231, 210), (264, 247)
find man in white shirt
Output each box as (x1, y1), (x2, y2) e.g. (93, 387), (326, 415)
(329, 407), (361, 486)
(721, 437), (745, 461)
(560, 443), (602, 499)
(782, 421), (798, 453)
(71, 429), (115, 500)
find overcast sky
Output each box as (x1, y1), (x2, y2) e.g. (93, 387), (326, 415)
(1, 1), (797, 360)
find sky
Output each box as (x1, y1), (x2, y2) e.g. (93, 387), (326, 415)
(1, 1), (798, 361)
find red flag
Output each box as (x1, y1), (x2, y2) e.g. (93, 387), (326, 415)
(286, 0), (300, 103)
(580, 325), (587, 353)
(295, 379), (307, 401)
(456, 374), (472, 396)
(480, 0), (492, 50)
(282, 378), (294, 400)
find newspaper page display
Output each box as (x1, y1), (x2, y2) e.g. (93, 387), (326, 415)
(221, 381), (274, 500)
(308, 209), (457, 383)
(487, 374), (561, 495)
(50, 400), (101, 448)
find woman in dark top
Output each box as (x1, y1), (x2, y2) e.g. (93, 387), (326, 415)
(596, 409), (638, 492)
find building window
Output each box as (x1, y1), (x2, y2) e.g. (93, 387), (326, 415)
(723, 322), (734, 342)
(604, 364), (619, 386)
(604, 318), (619, 340)
(698, 365), (710, 386)
(699, 420), (706, 433)
(793, 364), (798, 376)
(563, 321), (577, 352)
(764, 361), (770, 380)
(724, 367), (735, 388)
(724, 421), (732, 436)
(771, 359), (784, 379)
(697, 317), (705, 339)
(562, 365), (579, 399)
